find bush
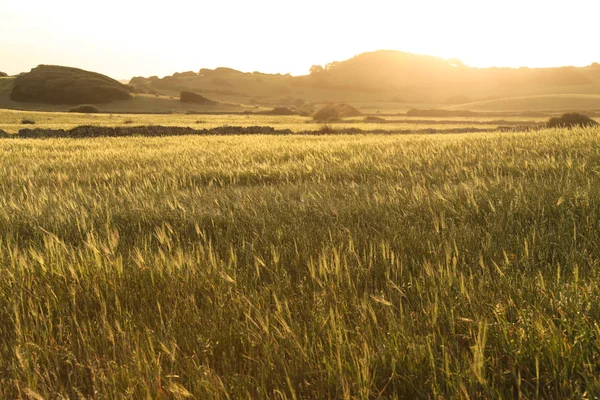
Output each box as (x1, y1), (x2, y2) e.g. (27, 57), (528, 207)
(180, 91), (215, 105)
(313, 103), (361, 121)
(69, 104), (100, 113)
(317, 124), (337, 134)
(21, 118), (36, 125)
(547, 113), (599, 129)
(10, 65), (132, 104)
(260, 107), (297, 116)
(364, 116), (385, 122)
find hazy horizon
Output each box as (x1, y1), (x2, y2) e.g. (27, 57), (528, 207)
(2, 0), (599, 79)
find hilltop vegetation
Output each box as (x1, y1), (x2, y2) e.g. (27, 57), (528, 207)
(0, 72), (7, 77)
(1, 128), (600, 398)
(10, 65), (133, 104)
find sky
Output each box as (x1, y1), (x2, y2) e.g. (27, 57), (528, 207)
(1, 0), (599, 80)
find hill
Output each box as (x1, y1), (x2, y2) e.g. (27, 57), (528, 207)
(0, 73), (252, 114)
(302, 51), (600, 102)
(128, 50), (600, 110)
(3, 51), (600, 114)
(10, 65), (134, 104)
(129, 68), (316, 109)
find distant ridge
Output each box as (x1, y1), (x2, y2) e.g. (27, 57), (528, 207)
(128, 50), (600, 106)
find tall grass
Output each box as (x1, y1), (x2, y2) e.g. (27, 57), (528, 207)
(1, 129), (600, 398)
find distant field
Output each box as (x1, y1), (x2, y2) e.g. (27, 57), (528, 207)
(0, 109), (542, 134)
(1, 128), (600, 398)
(0, 93), (256, 114)
(450, 94), (600, 112)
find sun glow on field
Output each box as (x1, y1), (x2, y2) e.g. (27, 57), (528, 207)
(1, 0), (599, 78)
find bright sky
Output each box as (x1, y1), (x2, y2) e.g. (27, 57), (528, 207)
(1, 0), (598, 79)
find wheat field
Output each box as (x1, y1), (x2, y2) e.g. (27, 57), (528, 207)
(1, 128), (600, 398)
(0, 109), (541, 134)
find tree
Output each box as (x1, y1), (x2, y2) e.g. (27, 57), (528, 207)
(309, 65), (323, 75)
(325, 61), (340, 71)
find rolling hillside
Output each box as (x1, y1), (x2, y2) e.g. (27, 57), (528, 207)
(129, 50), (600, 111)
(3, 51), (600, 113)
(0, 71), (253, 114)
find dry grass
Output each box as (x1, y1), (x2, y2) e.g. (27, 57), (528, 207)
(1, 128), (600, 398)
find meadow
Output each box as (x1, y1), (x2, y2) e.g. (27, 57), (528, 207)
(1, 127), (600, 398)
(0, 108), (543, 135)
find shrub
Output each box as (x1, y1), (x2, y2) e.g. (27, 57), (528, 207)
(313, 103), (361, 121)
(364, 116), (385, 122)
(547, 113), (599, 129)
(21, 118), (36, 125)
(260, 107), (297, 116)
(180, 91), (215, 105)
(316, 124), (337, 134)
(69, 104), (100, 113)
